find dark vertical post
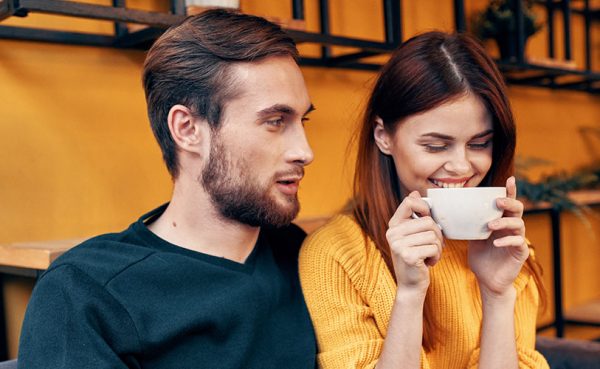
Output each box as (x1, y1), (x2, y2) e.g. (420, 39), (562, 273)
(551, 208), (565, 338)
(171, 0), (186, 15)
(383, 0), (402, 46)
(546, 0), (555, 58)
(0, 275), (7, 361)
(319, 0), (330, 59)
(515, 0), (525, 63)
(112, 0), (128, 38)
(292, 0), (304, 20)
(454, 0), (466, 32)
(562, 0), (572, 60)
(584, 0), (591, 71)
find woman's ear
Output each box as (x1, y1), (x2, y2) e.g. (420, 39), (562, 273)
(167, 104), (205, 153)
(373, 117), (393, 155)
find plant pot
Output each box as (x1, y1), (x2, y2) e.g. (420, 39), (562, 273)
(494, 36), (529, 62)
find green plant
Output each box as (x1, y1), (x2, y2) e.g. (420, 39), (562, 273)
(516, 158), (600, 211)
(472, 0), (542, 41)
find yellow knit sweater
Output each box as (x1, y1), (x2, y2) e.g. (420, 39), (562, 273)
(299, 214), (549, 369)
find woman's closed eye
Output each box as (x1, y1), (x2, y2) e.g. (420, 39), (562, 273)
(423, 143), (448, 152)
(468, 139), (492, 150)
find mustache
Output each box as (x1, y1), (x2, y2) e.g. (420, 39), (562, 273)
(274, 167), (305, 181)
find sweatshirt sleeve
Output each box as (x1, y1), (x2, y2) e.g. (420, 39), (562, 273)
(466, 262), (550, 369)
(299, 229), (433, 369)
(18, 264), (140, 369)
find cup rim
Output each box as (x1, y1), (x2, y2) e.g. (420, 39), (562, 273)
(426, 186), (505, 192)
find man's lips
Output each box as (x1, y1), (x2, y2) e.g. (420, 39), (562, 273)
(276, 179), (300, 195)
(274, 169), (304, 195)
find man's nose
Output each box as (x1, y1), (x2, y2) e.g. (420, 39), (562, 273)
(287, 124), (314, 166)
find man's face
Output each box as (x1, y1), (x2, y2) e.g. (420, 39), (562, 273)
(201, 56), (314, 227)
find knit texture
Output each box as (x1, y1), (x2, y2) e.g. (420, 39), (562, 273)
(299, 214), (549, 369)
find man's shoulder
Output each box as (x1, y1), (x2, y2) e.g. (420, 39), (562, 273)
(44, 228), (155, 286)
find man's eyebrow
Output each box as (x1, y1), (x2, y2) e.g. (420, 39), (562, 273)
(420, 129), (493, 140)
(257, 104), (295, 117)
(256, 103), (315, 117)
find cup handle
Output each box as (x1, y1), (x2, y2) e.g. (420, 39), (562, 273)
(410, 197), (431, 219)
(410, 198), (442, 230)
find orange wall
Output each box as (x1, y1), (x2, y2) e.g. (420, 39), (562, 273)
(1, 0), (599, 356)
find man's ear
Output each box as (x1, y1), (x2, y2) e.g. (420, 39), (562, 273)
(373, 117), (393, 155)
(167, 104), (205, 153)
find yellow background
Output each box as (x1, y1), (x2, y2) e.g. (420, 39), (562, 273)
(1, 0), (599, 358)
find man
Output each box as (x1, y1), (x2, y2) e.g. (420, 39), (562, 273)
(18, 9), (316, 369)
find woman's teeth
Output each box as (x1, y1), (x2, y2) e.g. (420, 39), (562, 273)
(430, 179), (467, 188)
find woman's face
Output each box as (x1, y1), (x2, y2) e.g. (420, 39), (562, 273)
(374, 93), (494, 197)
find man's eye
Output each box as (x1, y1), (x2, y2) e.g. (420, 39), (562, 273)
(468, 140), (492, 150)
(424, 144), (447, 152)
(265, 118), (284, 126)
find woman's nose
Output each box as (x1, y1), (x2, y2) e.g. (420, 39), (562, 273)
(443, 148), (471, 174)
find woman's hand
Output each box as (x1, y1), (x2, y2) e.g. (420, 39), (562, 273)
(468, 176), (529, 296)
(387, 191), (445, 294)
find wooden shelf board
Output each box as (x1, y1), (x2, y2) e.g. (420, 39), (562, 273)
(0, 238), (87, 270)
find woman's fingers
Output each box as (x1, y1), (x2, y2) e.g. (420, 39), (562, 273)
(396, 243), (442, 267)
(388, 228), (443, 266)
(389, 191), (431, 227)
(394, 217), (443, 242)
(496, 195), (524, 218)
(488, 216), (525, 233)
(492, 235), (527, 248)
(506, 176), (517, 199)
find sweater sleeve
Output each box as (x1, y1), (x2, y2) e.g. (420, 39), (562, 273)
(299, 228), (433, 369)
(466, 262), (550, 369)
(18, 264), (141, 369)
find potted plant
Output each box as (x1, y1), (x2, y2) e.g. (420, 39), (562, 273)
(472, 0), (542, 61)
(516, 156), (600, 212)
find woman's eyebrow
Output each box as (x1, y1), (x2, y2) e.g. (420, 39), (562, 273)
(420, 132), (454, 140)
(419, 129), (494, 140)
(471, 129), (494, 139)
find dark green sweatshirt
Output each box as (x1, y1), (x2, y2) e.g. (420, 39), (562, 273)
(18, 205), (316, 369)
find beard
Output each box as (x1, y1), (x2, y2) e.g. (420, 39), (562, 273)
(201, 134), (301, 228)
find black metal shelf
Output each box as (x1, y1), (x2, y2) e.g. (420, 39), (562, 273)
(498, 60), (600, 93)
(0, 0), (598, 86)
(0, 0), (401, 70)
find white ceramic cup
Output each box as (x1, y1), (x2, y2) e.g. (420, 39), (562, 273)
(416, 187), (507, 240)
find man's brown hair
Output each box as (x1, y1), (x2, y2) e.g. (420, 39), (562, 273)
(142, 9), (298, 177)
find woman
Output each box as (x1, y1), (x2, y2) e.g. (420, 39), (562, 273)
(299, 31), (548, 369)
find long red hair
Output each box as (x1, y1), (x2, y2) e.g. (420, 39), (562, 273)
(351, 31), (546, 352)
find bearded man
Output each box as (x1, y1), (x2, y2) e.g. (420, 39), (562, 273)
(18, 9), (316, 369)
